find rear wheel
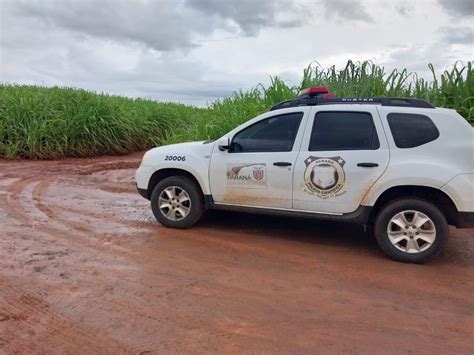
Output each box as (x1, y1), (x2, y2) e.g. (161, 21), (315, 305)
(150, 176), (204, 228)
(374, 198), (448, 263)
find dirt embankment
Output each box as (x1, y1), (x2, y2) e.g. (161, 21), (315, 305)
(0, 153), (473, 353)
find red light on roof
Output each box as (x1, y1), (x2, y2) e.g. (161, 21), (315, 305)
(298, 86), (331, 97)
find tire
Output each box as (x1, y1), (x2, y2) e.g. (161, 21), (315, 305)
(150, 176), (204, 228)
(374, 198), (448, 263)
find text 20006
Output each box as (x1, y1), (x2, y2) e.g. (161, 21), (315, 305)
(165, 155), (186, 162)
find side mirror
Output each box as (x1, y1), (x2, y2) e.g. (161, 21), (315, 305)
(217, 137), (230, 151)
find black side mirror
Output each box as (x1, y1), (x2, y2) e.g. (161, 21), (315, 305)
(217, 137), (230, 151)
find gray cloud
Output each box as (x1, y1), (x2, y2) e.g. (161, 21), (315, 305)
(438, 0), (474, 17)
(5, 0), (305, 52)
(382, 25), (472, 78)
(188, 0), (303, 36)
(439, 26), (473, 45)
(5, 0), (208, 51)
(321, 0), (373, 22)
(395, 4), (413, 17)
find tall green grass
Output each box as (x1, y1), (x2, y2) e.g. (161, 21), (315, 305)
(0, 85), (205, 159)
(0, 60), (472, 159)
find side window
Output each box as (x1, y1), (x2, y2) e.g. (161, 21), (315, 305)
(387, 113), (439, 148)
(309, 111), (380, 151)
(231, 112), (303, 153)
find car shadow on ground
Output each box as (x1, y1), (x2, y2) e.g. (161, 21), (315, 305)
(196, 209), (379, 252)
(187, 210), (472, 267)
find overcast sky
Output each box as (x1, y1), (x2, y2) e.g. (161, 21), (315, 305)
(0, 0), (472, 105)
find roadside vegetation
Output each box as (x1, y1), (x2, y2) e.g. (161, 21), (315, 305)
(1, 60), (472, 159)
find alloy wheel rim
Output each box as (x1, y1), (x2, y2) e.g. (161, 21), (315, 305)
(158, 186), (191, 221)
(387, 210), (436, 254)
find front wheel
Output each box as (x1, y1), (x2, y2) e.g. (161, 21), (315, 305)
(374, 198), (448, 263)
(150, 176), (204, 228)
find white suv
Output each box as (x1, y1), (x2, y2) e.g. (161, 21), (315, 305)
(135, 87), (474, 263)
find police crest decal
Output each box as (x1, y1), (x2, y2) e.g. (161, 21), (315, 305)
(303, 156), (347, 199)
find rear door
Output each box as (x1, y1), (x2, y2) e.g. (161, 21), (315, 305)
(292, 105), (389, 214)
(209, 109), (309, 209)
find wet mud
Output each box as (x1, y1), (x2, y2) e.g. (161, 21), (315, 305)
(0, 153), (473, 353)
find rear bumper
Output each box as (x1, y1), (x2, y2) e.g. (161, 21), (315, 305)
(456, 212), (474, 229)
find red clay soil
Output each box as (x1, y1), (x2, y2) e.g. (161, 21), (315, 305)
(0, 153), (473, 354)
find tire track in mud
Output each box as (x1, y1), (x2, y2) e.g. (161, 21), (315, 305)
(3, 175), (122, 257)
(2, 157), (242, 271)
(3, 177), (43, 225)
(2, 160), (148, 257)
(0, 157), (149, 352)
(23, 164), (234, 266)
(33, 177), (157, 231)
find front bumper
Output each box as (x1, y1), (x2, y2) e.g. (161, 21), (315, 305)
(136, 184), (149, 200)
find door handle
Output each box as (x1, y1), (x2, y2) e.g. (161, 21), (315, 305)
(273, 162), (292, 167)
(357, 162), (379, 167)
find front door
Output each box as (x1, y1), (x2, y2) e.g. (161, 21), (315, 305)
(293, 106), (389, 214)
(209, 110), (307, 209)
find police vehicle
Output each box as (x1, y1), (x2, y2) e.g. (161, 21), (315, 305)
(135, 87), (474, 263)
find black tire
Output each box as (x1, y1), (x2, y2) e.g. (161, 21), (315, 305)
(374, 198), (448, 263)
(150, 176), (204, 228)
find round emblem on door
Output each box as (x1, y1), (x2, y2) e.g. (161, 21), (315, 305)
(303, 156), (347, 199)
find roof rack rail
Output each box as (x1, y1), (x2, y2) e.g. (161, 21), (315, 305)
(269, 96), (435, 111)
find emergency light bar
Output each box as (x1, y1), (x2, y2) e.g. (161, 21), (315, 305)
(298, 86), (335, 98)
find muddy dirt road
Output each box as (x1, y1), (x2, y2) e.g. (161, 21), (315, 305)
(0, 153), (473, 354)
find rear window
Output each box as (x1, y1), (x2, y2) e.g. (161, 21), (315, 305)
(309, 111), (380, 151)
(387, 113), (439, 148)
